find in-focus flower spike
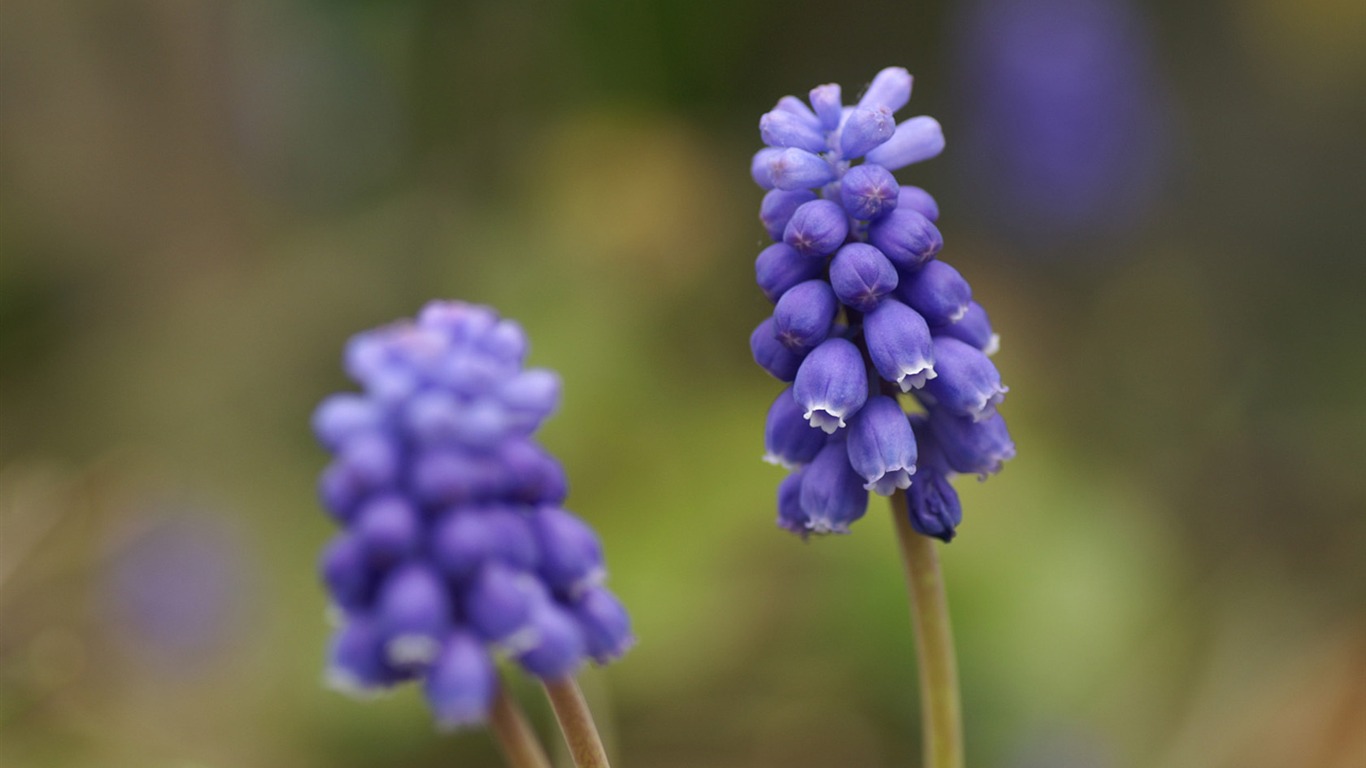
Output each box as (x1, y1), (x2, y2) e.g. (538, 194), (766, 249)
(898, 260), (973, 326)
(313, 300), (631, 728)
(747, 67), (1015, 539)
(920, 337), (1007, 421)
(793, 337), (868, 434)
(847, 396), (919, 495)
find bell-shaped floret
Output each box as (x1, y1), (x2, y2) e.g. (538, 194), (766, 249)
(799, 440), (870, 534)
(793, 337), (868, 433)
(773, 280), (838, 351)
(868, 207), (943, 271)
(863, 299), (937, 392)
(846, 396), (918, 495)
(830, 243), (899, 312)
(464, 562), (547, 650)
(920, 337), (1007, 421)
(533, 506), (606, 596)
(865, 116), (945, 171)
(775, 469), (810, 536)
(375, 563), (452, 669)
(327, 618), (404, 696)
(934, 301), (999, 356)
(422, 631), (497, 731)
(571, 586), (635, 664)
(517, 603), (587, 680)
(784, 199), (850, 258)
(898, 260), (972, 326)
(764, 386), (829, 468)
(928, 408), (1016, 478)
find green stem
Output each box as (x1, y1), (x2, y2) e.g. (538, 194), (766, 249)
(490, 683), (553, 768)
(890, 491), (964, 768)
(543, 676), (612, 768)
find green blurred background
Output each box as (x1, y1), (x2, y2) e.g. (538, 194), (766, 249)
(2, 1), (1364, 766)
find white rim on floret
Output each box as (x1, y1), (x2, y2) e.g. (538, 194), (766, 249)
(386, 634), (442, 667)
(762, 452), (800, 470)
(897, 362), (937, 392)
(803, 406), (846, 434)
(867, 465), (916, 496)
(968, 385), (1009, 423)
(947, 303), (970, 324)
(805, 516), (851, 535)
(984, 333), (1001, 357)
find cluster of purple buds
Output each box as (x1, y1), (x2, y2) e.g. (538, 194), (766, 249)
(750, 67), (1016, 542)
(313, 301), (632, 730)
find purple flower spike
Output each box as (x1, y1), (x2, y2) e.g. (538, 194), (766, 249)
(314, 300), (631, 727)
(800, 441), (870, 534)
(898, 260), (973, 326)
(760, 189), (819, 241)
(571, 586), (635, 664)
(784, 199), (850, 257)
(897, 185), (940, 222)
(764, 387), (830, 468)
(839, 107), (897, 159)
(865, 116), (945, 171)
(793, 338), (868, 434)
(809, 83), (843, 130)
(920, 337), (1007, 421)
(423, 632), (497, 731)
(830, 243), (899, 312)
(863, 299), (937, 392)
(869, 207), (944, 271)
(770, 148), (838, 191)
(518, 603), (587, 680)
(760, 109), (829, 153)
(840, 164), (900, 221)
(847, 396), (918, 496)
(757, 243), (825, 303)
(773, 280), (838, 350)
(858, 66), (914, 114)
(935, 301), (999, 356)
(750, 317), (807, 381)
(929, 408), (1016, 478)
(776, 470), (810, 535)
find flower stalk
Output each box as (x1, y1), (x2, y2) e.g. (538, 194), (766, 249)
(890, 490), (963, 768)
(543, 676), (612, 768)
(489, 683), (553, 768)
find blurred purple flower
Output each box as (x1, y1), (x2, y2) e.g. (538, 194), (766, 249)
(950, 0), (1171, 242)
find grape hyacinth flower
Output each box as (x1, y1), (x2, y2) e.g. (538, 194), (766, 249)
(314, 301), (630, 765)
(748, 68), (1018, 768)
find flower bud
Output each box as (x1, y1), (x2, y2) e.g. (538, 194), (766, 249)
(928, 408), (1016, 478)
(775, 470), (810, 535)
(898, 185), (940, 222)
(800, 441), (869, 534)
(840, 163), (900, 221)
(858, 66), (914, 114)
(838, 107), (896, 159)
(750, 317), (806, 381)
(829, 243), (898, 311)
(898, 260), (972, 326)
(809, 83), (843, 130)
(863, 299), (937, 392)
(496, 438), (568, 505)
(760, 189), (819, 241)
(934, 301), (998, 356)
(423, 631), (496, 730)
(464, 562), (544, 649)
(353, 494), (421, 565)
(533, 506), (605, 596)
(906, 463), (962, 542)
(868, 207), (943, 270)
(321, 533), (375, 613)
(313, 394), (384, 450)
(337, 432), (400, 490)
(793, 337), (868, 433)
(774, 95), (822, 128)
(920, 337), (1007, 421)
(846, 396), (918, 495)
(327, 618), (403, 695)
(499, 369), (561, 432)
(760, 109), (829, 153)
(865, 116), (945, 171)
(770, 148), (837, 191)
(784, 199), (850, 257)
(773, 280), (838, 351)
(764, 387), (829, 468)
(376, 563), (452, 669)
(751, 147), (782, 189)
(756, 243), (824, 302)
(571, 586), (635, 664)
(517, 603), (586, 680)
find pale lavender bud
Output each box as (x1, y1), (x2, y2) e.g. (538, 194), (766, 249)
(829, 243), (899, 312)
(865, 116), (945, 170)
(313, 394), (385, 450)
(774, 95), (822, 128)
(858, 66), (913, 113)
(496, 438), (568, 505)
(770, 148), (838, 191)
(499, 369), (561, 432)
(327, 618), (403, 695)
(760, 110), (829, 153)
(863, 299), (937, 392)
(809, 83), (843, 130)
(839, 107), (896, 159)
(751, 147), (783, 189)
(898, 185), (940, 222)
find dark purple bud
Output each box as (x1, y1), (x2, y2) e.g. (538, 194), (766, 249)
(784, 199), (850, 257)
(760, 110), (829, 153)
(756, 243), (824, 303)
(906, 463), (962, 542)
(318, 462), (365, 524)
(775, 470), (810, 536)
(533, 506), (605, 596)
(761, 189), (819, 241)
(423, 631), (496, 730)
(764, 387), (828, 468)
(799, 441), (869, 534)
(793, 337), (868, 433)
(770, 148), (837, 191)
(321, 534), (375, 613)
(864, 299), (937, 392)
(750, 317), (806, 382)
(846, 396), (918, 495)
(868, 207), (943, 271)
(375, 563), (452, 669)
(858, 67), (913, 113)
(920, 337), (1007, 421)
(929, 408), (1016, 478)
(840, 164), (900, 221)
(829, 243), (899, 312)
(499, 369), (561, 431)
(898, 185), (940, 222)
(517, 603), (586, 680)
(809, 83), (843, 130)
(865, 116), (945, 170)
(431, 510), (492, 582)
(773, 280), (838, 351)
(496, 438), (568, 505)
(571, 587), (634, 664)
(411, 449), (491, 506)
(751, 147), (783, 189)
(464, 562), (545, 648)
(337, 432), (399, 490)
(934, 301), (999, 356)
(838, 107), (896, 159)
(313, 394), (384, 450)
(899, 260), (973, 326)
(353, 494), (420, 565)
(327, 618), (404, 695)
